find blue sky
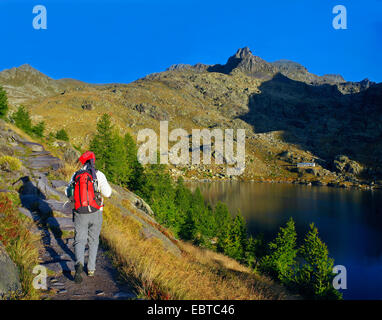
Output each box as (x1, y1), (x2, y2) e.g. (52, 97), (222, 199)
(0, 0), (381, 83)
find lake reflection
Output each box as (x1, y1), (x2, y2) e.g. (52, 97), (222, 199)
(187, 181), (382, 300)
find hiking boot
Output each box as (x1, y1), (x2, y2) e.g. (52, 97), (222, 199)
(74, 263), (83, 284)
(88, 270), (95, 277)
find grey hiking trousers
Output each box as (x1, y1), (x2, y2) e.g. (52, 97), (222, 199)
(73, 210), (103, 271)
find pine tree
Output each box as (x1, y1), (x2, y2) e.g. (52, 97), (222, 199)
(32, 121), (45, 137)
(90, 114), (128, 185)
(297, 223), (342, 299)
(124, 132), (144, 190)
(174, 177), (191, 209)
(245, 233), (266, 269)
(222, 213), (247, 262)
(179, 209), (196, 241)
(260, 217), (298, 285)
(214, 202), (233, 252)
(90, 113), (114, 172)
(55, 129), (69, 141)
(0, 86), (8, 119)
(12, 105), (32, 133)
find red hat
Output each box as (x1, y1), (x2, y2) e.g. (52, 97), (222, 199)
(79, 151), (95, 165)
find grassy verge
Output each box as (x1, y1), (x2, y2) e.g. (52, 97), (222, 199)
(101, 200), (293, 300)
(0, 194), (41, 300)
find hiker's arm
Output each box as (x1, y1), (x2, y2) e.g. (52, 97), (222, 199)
(97, 171), (112, 198)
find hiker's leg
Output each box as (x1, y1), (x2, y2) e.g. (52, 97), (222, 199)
(73, 213), (89, 267)
(87, 210), (103, 271)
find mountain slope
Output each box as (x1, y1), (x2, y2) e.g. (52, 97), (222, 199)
(1, 48), (381, 187)
(0, 64), (90, 104)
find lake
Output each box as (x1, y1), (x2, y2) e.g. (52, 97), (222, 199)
(187, 181), (382, 300)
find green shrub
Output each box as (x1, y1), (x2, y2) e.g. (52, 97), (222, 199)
(55, 129), (69, 141)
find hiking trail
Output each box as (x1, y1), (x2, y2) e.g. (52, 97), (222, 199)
(8, 134), (137, 300)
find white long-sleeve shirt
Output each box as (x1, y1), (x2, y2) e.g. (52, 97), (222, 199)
(66, 167), (112, 209)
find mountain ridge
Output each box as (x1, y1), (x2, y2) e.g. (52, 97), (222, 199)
(0, 47), (381, 187)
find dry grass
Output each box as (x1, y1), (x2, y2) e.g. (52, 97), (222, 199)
(55, 161), (82, 181)
(101, 200), (293, 300)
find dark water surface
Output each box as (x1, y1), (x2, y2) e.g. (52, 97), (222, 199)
(187, 181), (382, 300)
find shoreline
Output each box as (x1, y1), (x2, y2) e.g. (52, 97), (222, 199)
(183, 177), (381, 191)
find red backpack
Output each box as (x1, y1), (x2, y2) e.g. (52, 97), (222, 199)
(73, 170), (102, 213)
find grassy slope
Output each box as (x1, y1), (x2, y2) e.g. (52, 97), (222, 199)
(17, 69), (322, 182)
(101, 201), (295, 300)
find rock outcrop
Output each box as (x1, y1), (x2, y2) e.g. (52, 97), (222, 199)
(0, 242), (21, 297)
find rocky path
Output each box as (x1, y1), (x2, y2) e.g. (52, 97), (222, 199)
(10, 135), (137, 300)
(40, 232), (135, 300)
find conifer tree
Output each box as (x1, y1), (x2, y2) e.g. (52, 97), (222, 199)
(12, 105), (32, 132)
(297, 223), (342, 299)
(179, 209), (196, 241)
(222, 213), (247, 262)
(0, 86), (8, 119)
(55, 129), (69, 141)
(124, 132), (144, 190)
(260, 217), (298, 285)
(214, 202), (233, 252)
(245, 233), (266, 269)
(32, 121), (45, 137)
(90, 113), (127, 184)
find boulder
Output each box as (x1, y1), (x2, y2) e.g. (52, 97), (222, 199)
(333, 155), (363, 176)
(63, 147), (80, 163)
(33, 172), (67, 202)
(0, 242), (21, 297)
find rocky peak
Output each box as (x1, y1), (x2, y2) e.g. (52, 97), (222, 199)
(208, 47), (277, 78)
(233, 47), (253, 59)
(0, 63), (53, 84)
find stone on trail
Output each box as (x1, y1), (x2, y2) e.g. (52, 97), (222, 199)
(51, 282), (65, 287)
(33, 171), (67, 202)
(51, 180), (68, 189)
(44, 260), (75, 274)
(18, 207), (39, 221)
(46, 216), (74, 231)
(26, 155), (62, 170)
(46, 199), (73, 215)
(113, 291), (135, 299)
(21, 141), (44, 152)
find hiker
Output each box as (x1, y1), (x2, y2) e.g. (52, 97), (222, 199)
(66, 151), (112, 283)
